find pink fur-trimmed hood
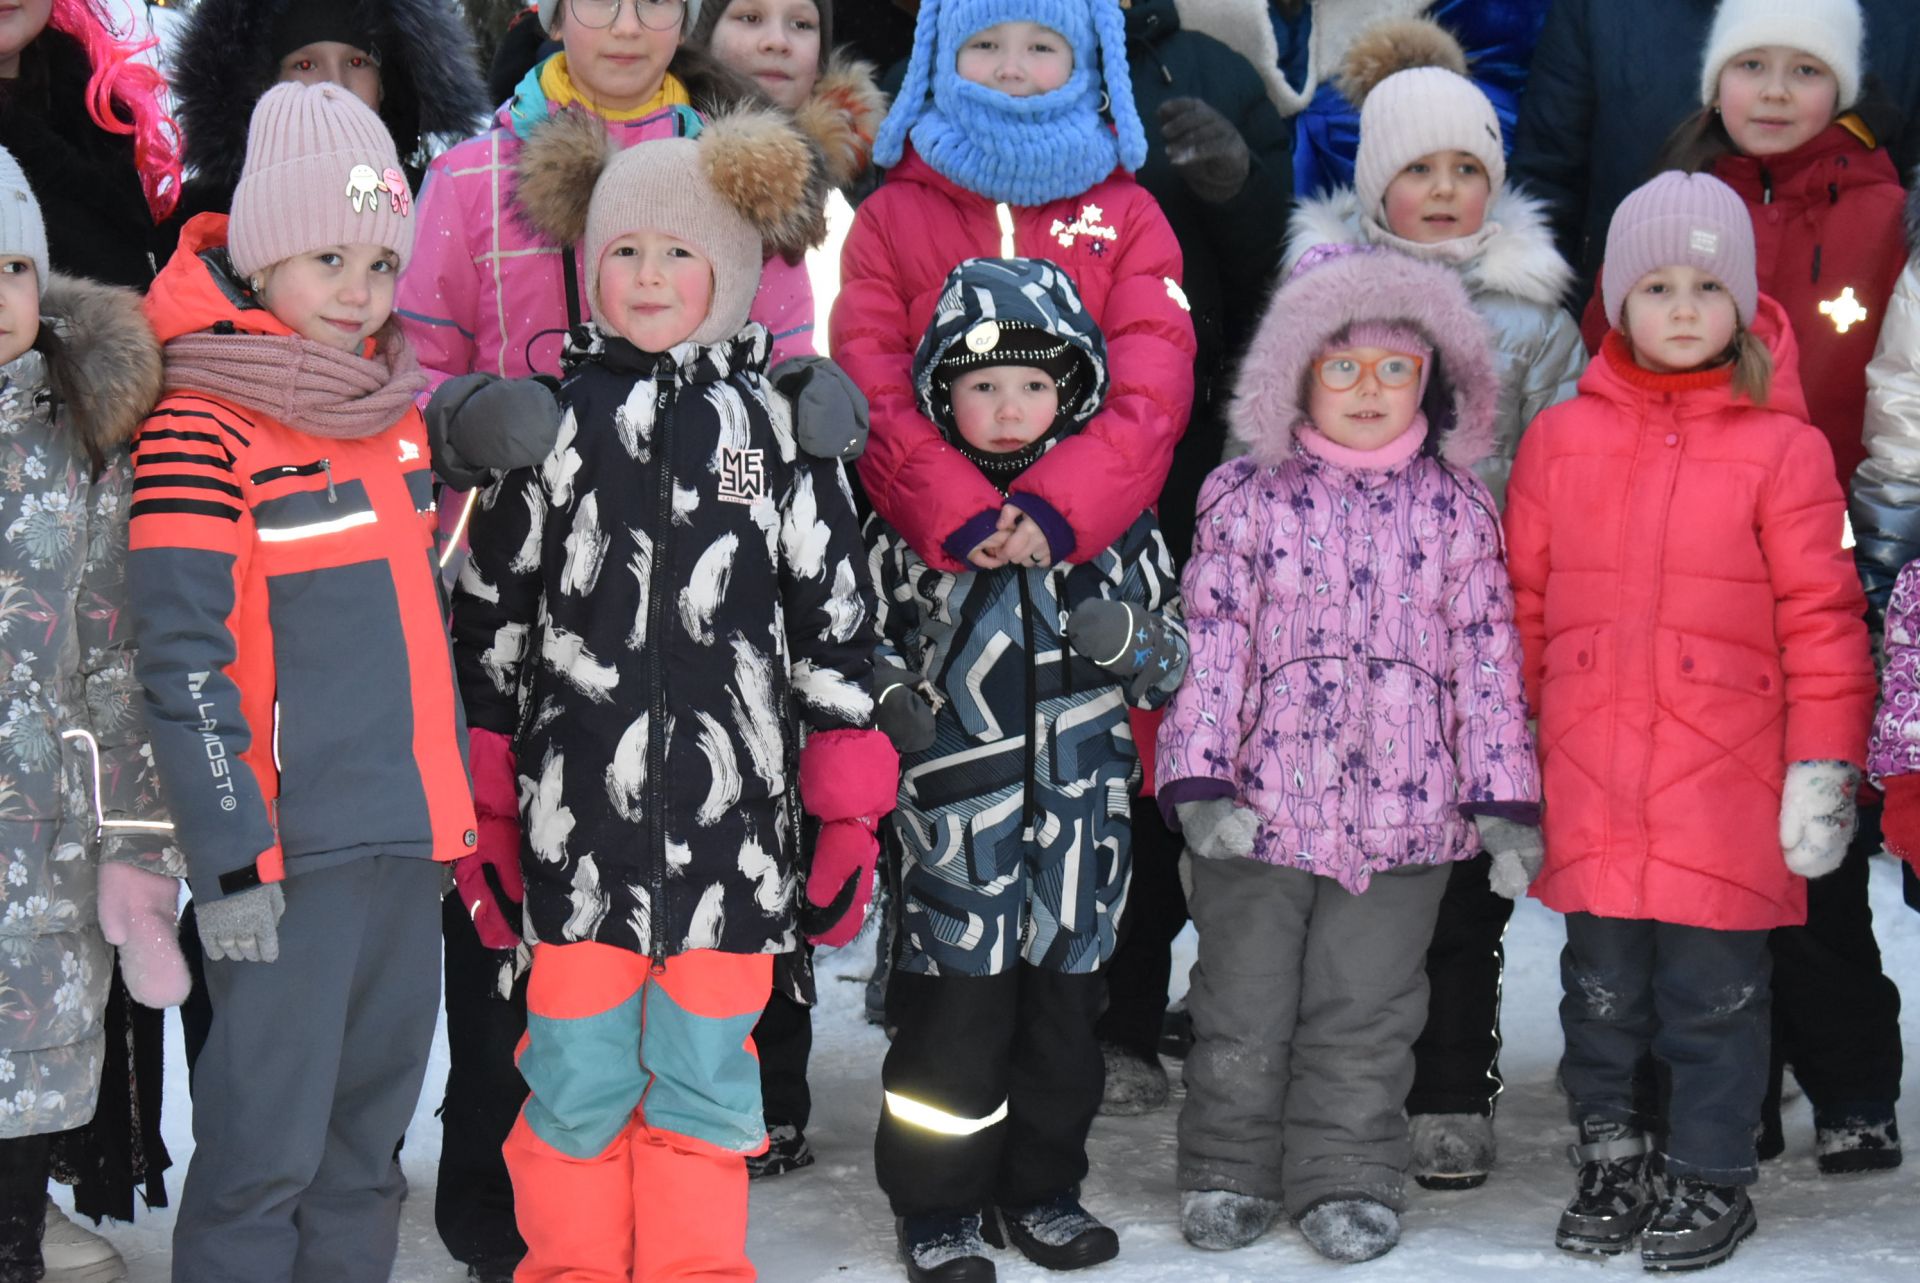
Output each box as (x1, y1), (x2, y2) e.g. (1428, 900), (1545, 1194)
(1229, 245), (1500, 470)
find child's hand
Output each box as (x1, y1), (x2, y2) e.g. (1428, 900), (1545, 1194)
(1880, 775), (1920, 872)
(1475, 816), (1544, 899)
(425, 373), (563, 490)
(1176, 798), (1259, 860)
(996, 505), (1052, 568)
(872, 662), (937, 754)
(772, 356), (869, 461)
(1780, 760), (1860, 879)
(1065, 599), (1185, 701)
(196, 883), (285, 964)
(1159, 97), (1252, 204)
(968, 529), (1011, 568)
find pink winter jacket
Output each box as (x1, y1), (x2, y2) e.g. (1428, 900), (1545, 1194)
(1156, 248), (1539, 894)
(396, 57), (815, 392)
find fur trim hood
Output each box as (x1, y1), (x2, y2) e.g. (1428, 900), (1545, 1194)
(171, 0), (488, 201)
(31, 273), (164, 454)
(1285, 185), (1573, 308)
(1174, 0), (1308, 117)
(1231, 246), (1499, 469)
(795, 51), (889, 191)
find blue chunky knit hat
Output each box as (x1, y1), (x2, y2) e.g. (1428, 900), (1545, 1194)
(873, 0), (1147, 206)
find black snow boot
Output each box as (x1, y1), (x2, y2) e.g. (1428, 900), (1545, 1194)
(1556, 1120), (1653, 1256)
(984, 1192), (1119, 1271)
(1639, 1174), (1756, 1272)
(1815, 1115), (1902, 1175)
(746, 1123), (815, 1180)
(897, 1211), (996, 1283)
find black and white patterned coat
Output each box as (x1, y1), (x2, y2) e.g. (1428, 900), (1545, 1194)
(451, 325), (878, 961)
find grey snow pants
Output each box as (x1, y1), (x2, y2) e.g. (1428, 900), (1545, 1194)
(1178, 856), (1449, 1217)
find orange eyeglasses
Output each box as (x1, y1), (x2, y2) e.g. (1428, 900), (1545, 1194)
(1315, 353), (1424, 391)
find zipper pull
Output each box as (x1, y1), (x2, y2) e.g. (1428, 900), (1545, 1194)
(321, 459), (337, 503)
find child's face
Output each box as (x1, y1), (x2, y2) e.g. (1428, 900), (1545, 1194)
(1382, 150), (1492, 244)
(1306, 346), (1423, 452)
(1622, 265), (1739, 374)
(557, 0), (685, 112)
(596, 231), (714, 352)
(0, 257), (39, 367)
(951, 364), (1060, 454)
(258, 244), (398, 354)
(955, 22), (1073, 98)
(707, 0), (821, 112)
(276, 41), (384, 113)
(1715, 46), (1839, 158)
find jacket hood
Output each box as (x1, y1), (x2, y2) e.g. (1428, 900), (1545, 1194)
(143, 214), (293, 346)
(171, 0), (489, 203)
(27, 273), (164, 454)
(1231, 245), (1500, 470)
(1285, 185), (1573, 308)
(1172, 0), (1307, 117)
(793, 51), (889, 191)
(1580, 292), (1809, 423)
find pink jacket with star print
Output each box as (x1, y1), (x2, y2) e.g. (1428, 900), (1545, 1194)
(831, 144), (1197, 573)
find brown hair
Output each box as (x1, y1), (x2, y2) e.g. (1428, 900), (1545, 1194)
(1618, 301), (1773, 405)
(1653, 106), (1741, 175)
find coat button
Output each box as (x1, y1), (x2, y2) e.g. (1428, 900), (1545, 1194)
(464, 830), (478, 847)
(1759, 675), (1772, 691)
(1665, 433), (1679, 446)
(1681, 656), (1694, 672)
(1577, 650), (1589, 665)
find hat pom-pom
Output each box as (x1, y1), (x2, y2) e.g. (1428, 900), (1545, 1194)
(1337, 17), (1470, 108)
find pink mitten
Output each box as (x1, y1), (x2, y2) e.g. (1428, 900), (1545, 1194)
(457, 728), (525, 950)
(98, 862), (189, 1008)
(797, 727), (900, 947)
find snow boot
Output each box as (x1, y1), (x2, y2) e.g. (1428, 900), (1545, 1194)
(746, 1123), (816, 1180)
(1159, 1001), (1194, 1060)
(1639, 1175), (1755, 1272)
(1815, 1116), (1901, 1175)
(465, 1260), (518, 1283)
(897, 1211), (995, 1283)
(1555, 1120), (1653, 1257)
(1180, 1189), (1282, 1251)
(985, 1192), (1118, 1271)
(1296, 1196), (1400, 1263)
(1097, 1042), (1169, 1116)
(39, 1202), (124, 1283)
(1411, 1112), (1495, 1190)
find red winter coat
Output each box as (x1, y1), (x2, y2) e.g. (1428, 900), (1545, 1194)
(1506, 297), (1875, 931)
(830, 145), (1197, 574)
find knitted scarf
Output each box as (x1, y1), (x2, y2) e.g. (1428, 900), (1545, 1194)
(162, 326), (426, 439)
(908, 76), (1126, 206)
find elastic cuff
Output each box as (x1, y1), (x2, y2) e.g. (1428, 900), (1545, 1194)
(1155, 776), (1236, 829)
(1459, 801), (1543, 825)
(1005, 492), (1074, 563)
(942, 508), (1006, 565)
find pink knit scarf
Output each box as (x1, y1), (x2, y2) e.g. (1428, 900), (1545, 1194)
(1297, 414), (1430, 471)
(162, 326), (426, 439)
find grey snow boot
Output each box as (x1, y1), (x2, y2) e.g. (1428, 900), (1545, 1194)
(1296, 1196), (1401, 1263)
(1097, 1041), (1169, 1116)
(1180, 1189), (1282, 1251)
(897, 1211), (995, 1283)
(1639, 1175), (1756, 1272)
(1411, 1112), (1496, 1190)
(1556, 1120), (1653, 1256)
(1815, 1116), (1901, 1175)
(984, 1192), (1119, 1271)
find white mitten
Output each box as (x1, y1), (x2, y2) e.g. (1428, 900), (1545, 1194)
(1780, 760), (1859, 879)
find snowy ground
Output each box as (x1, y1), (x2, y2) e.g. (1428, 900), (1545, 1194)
(77, 857), (1920, 1281)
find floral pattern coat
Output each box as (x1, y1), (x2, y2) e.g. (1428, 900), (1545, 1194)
(0, 276), (175, 1138)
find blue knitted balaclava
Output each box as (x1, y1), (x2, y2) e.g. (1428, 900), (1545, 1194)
(873, 0), (1147, 206)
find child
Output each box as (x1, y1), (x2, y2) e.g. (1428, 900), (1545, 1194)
(126, 83), (480, 1282)
(448, 109), (897, 1281)
(1507, 172), (1877, 1270)
(1869, 560), (1920, 887)
(833, 0), (1197, 577)
(0, 147), (184, 1283)
(1281, 14), (1585, 1193)
(1155, 242), (1539, 1264)
(868, 254), (1188, 1282)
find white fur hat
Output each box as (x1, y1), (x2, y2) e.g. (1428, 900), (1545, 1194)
(1699, 0), (1863, 109)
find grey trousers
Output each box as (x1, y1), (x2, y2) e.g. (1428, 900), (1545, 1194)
(173, 856), (443, 1283)
(1178, 857), (1449, 1217)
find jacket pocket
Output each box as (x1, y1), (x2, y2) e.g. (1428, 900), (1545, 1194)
(1660, 630), (1787, 765)
(1671, 631), (1783, 697)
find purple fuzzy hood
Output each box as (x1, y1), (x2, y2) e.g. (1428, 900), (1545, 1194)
(1229, 245), (1500, 470)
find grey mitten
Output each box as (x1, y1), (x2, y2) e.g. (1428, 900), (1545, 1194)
(1158, 97), (1252, 204)
(773, 356), (870, 461)
(196, 882), (286, 964)
(1780, 759), (1859, 878)
(1064, 599), (1186, 701)
(1476, 815), (1545, 899)
(872, 661), (936, 754)
(425, 372), (564, 489)
(1176, 797), (1259, 860)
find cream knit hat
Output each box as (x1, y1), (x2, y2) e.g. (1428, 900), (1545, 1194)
(1699, 0), (1863, 109)
(1342, 20), (1505, 222)
(0, 146), (48, 288)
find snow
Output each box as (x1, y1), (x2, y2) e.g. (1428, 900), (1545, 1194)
(81, 856), (1920, 1280)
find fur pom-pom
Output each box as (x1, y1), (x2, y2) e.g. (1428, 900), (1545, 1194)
(1337, 18), (1470, 108)
(513, 109), (619, 247)
(702, 107), (829, 259)
(793, 51), (888, 192)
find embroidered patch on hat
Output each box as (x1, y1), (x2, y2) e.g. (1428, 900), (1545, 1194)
(347, 164), (386, 214)
(1689, 228), (1720, 255)
(966, 321), (1001, 354)
(382, 167), (411, 217)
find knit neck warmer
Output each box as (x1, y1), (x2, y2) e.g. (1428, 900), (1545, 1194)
(908, 77), (1123, 206)
(1600, 331), (1736, 397)
(951, 417), (1072, 486)
(163, 327), (426, 439)
(1297, 413), (1430, 471)
(1360, 211), (1504, 267)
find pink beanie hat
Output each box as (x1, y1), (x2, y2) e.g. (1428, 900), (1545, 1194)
(229, 82), (416, 278)
(1601, 171), (1757, 331)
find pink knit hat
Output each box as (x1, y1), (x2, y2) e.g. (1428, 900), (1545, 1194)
(1601, 171), (1758, 331)
(229, 82), (416, 278)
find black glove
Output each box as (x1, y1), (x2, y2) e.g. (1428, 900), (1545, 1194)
(1064, 599), (1186, 703)
(425, 372), (564, 490)
(871, 661), (936, 754)
(773, 356), (870, 461)
(1158, 97), (1252, 204)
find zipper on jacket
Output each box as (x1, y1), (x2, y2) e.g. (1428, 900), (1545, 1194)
(1053, 569), (1074, 697)
(321, 459), (337, 503)
(250, 459), (332, 488)
(996, 203), (1017, 258)
(1016, 570), (1040, 836)
(1761, 167), (1774, 204)
(646, 383), (676, 973)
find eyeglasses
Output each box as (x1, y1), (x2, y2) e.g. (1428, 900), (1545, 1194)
(1314, 353), (1424, 391)
(568, 0), (687, 31)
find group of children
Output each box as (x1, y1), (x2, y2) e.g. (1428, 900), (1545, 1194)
(1, 0), (1918, 1280)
